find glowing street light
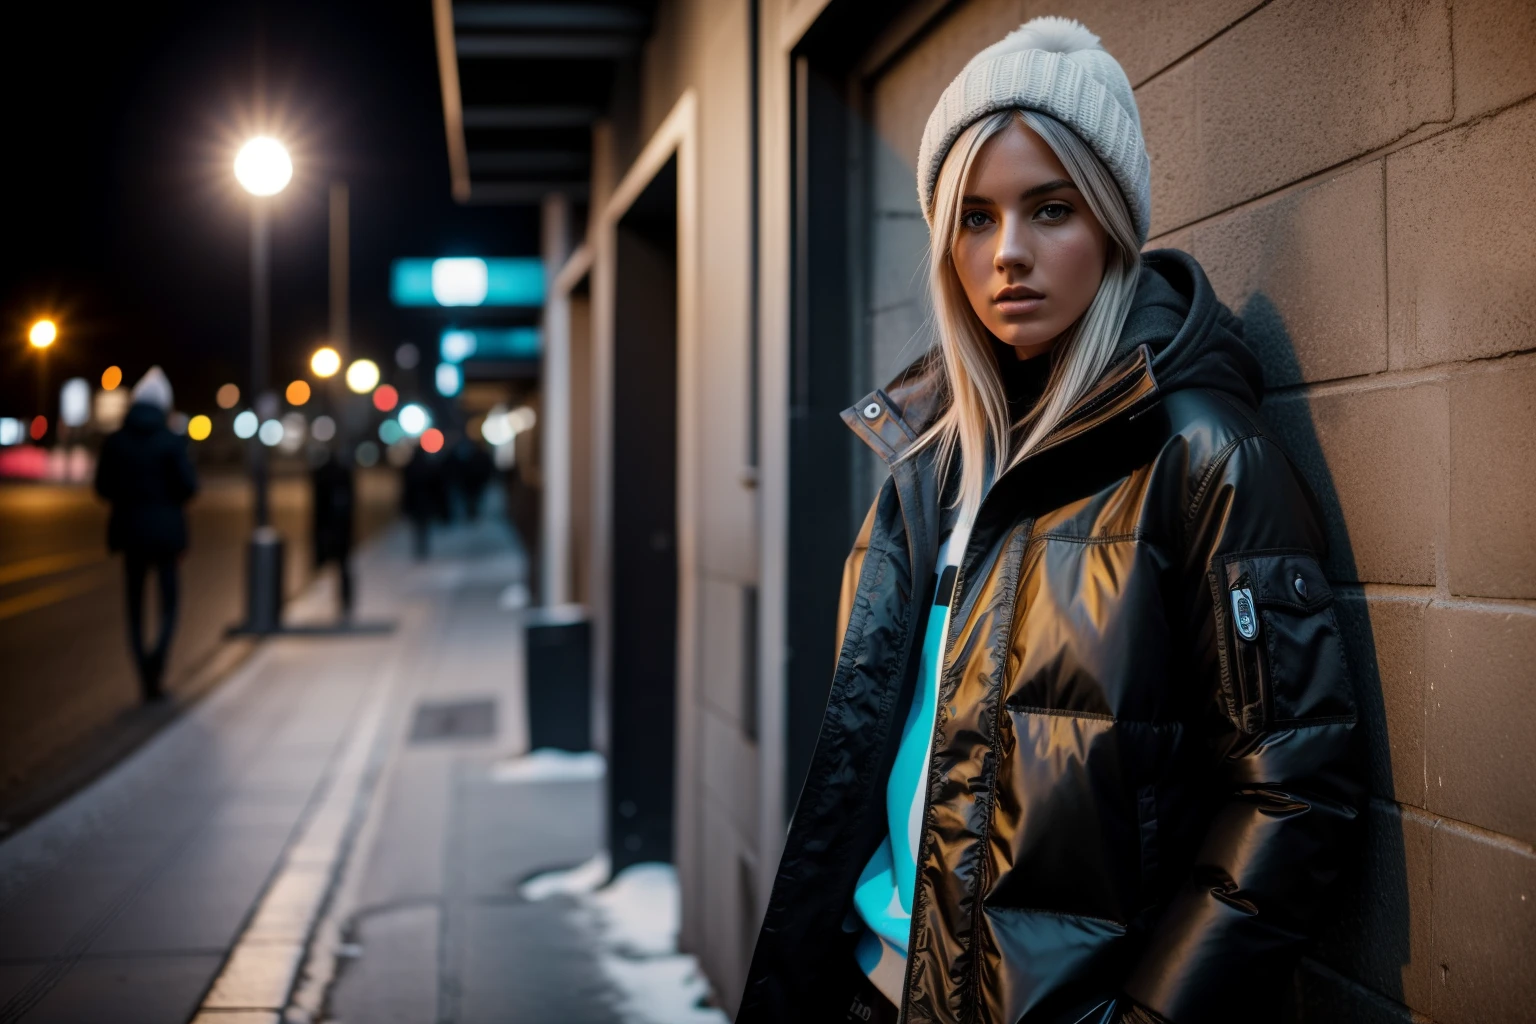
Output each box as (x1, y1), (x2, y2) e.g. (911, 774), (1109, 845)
(234, 137), (293, 197)
(310, 346), (341, 378)
(345, 358), (380, 394)
(233, 134), (292, 633)
(29, 320), (57, 348)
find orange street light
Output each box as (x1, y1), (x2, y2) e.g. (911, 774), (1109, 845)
(29, 320), (57, 348)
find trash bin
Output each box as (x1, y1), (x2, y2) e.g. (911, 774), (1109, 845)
(523, 604), (592, 751)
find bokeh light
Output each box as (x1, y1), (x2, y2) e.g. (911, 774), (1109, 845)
(286, 380), (311, 405)
(30, 416), (47, 440)
(355, 441), (380, 467)
(29, 320), (57, 348)
(311, 415), (336, 442)
(310, 346), (341, 378)
(60, 379), (91, 427)
(387, 439), (415, 467)
(420, 427), (445, 454)
(102, 366), (123, 390)
(233, 410), (259, 439)
(378, 419), (404, 445)
(280, 412), (306, 452)
(372, 384), (399, 412)
(345, 358), (380, 394)
(435, 362), (463, 397)
(217, 383), (241, 409)
(397, 403), (429, 436)
(187, 415), (212, 441)
(234, 137), (293, 196)
(258, 419), (283, 446)
(395, 342), (420, 369)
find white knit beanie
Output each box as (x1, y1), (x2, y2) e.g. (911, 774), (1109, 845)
(916, 16), (1151, 243)
(131, 366), (174, 412)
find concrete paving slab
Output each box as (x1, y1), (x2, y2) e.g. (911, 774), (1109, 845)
(17, 952), (222, 1024)
(0, 964), (40, 1009)
(458, 900), (622, 1024)
(199, 941), (304, 1010)
(188, 1012), (280, 1024)
(326, 901), (440, 1024)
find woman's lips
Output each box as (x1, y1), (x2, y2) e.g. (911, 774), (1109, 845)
(994, 296), (1044, 315)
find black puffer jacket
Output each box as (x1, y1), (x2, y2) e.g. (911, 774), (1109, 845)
(740, 251), (1361, 1024)
(94, 402), (198, 554)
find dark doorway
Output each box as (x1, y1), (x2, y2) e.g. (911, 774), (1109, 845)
(608, 155), (679, 873)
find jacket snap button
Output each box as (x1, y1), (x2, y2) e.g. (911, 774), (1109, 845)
(1294, 575), (1308, 599)
(863, 402), (882, 420)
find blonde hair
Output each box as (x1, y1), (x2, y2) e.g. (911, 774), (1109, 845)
(910, 109), (1141, 524)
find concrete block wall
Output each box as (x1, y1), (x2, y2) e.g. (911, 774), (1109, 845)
(862, 0), (1536, 1019)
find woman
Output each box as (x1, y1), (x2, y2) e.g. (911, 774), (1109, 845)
(740, 18), (1360, 1024)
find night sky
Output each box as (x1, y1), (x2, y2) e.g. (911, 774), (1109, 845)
(1, 0), (539, 422)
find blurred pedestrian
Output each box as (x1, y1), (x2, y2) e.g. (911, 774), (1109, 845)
(93, 367), (197, 702)
(310, 448), (355, 617)
(401, 445), (444, 559)
(451, 436), (494, 520)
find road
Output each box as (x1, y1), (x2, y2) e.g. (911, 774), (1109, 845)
(0, 467), (400, 824)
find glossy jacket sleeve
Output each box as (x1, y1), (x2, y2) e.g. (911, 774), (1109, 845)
(1123, 434), (1363, 1023)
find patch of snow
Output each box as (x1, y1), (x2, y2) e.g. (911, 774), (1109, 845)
(589, 862), (679, 958)
(524, 859), (728, 1024)
(600, 952), (725, 1024)
(520, 851), (611, 901)
(491, 748), (605, 783)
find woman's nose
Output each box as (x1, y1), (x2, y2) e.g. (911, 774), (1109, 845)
(994, 215), (1033, 273)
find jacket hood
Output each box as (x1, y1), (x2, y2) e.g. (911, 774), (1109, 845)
(124, 402), (168, 433)
(1121, 248), (1262, 407)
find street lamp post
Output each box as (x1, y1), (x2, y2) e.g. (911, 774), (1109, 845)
(29, 320), (56, 439)
(234, 136), (292, 634)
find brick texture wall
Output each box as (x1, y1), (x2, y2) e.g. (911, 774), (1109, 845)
(863, 1), (1536, 1020)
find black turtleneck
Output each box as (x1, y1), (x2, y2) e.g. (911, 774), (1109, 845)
(991, 338), (1054, 426)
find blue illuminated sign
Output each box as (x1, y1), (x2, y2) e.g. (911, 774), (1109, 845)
(439, 327), (541, 363)
(391, 258), (544, 307)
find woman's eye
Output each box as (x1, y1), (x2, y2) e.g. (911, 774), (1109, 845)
(1036, 202), (1071, 223)
(961, 210), (991, 230)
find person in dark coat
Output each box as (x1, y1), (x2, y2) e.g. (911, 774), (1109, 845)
(401, 445), (445, 559)
(93, 367), (197, 702)
(741, 20), (1360, 1024)
(310, 449), (355, 617)
(451, 437), (494, 520)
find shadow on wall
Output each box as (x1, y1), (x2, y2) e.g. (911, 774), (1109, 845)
(1242, 290), (1413, 1016)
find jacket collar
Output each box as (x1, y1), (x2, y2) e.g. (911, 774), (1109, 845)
(841, 343), (1161, 468)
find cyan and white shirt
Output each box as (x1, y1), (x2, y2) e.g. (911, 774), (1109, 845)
(852, 514), (975, 1005)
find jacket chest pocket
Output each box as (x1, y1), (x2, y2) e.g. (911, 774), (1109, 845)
(1209, 550), (1345, 734)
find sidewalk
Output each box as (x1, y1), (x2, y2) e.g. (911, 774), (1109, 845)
(0, 512), (724, 1024)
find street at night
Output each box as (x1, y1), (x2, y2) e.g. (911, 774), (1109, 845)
(3, 0), (1534, 1022)
(0, 471), (398, 829)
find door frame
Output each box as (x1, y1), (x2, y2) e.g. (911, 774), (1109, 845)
(587, 89), (702, 923)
